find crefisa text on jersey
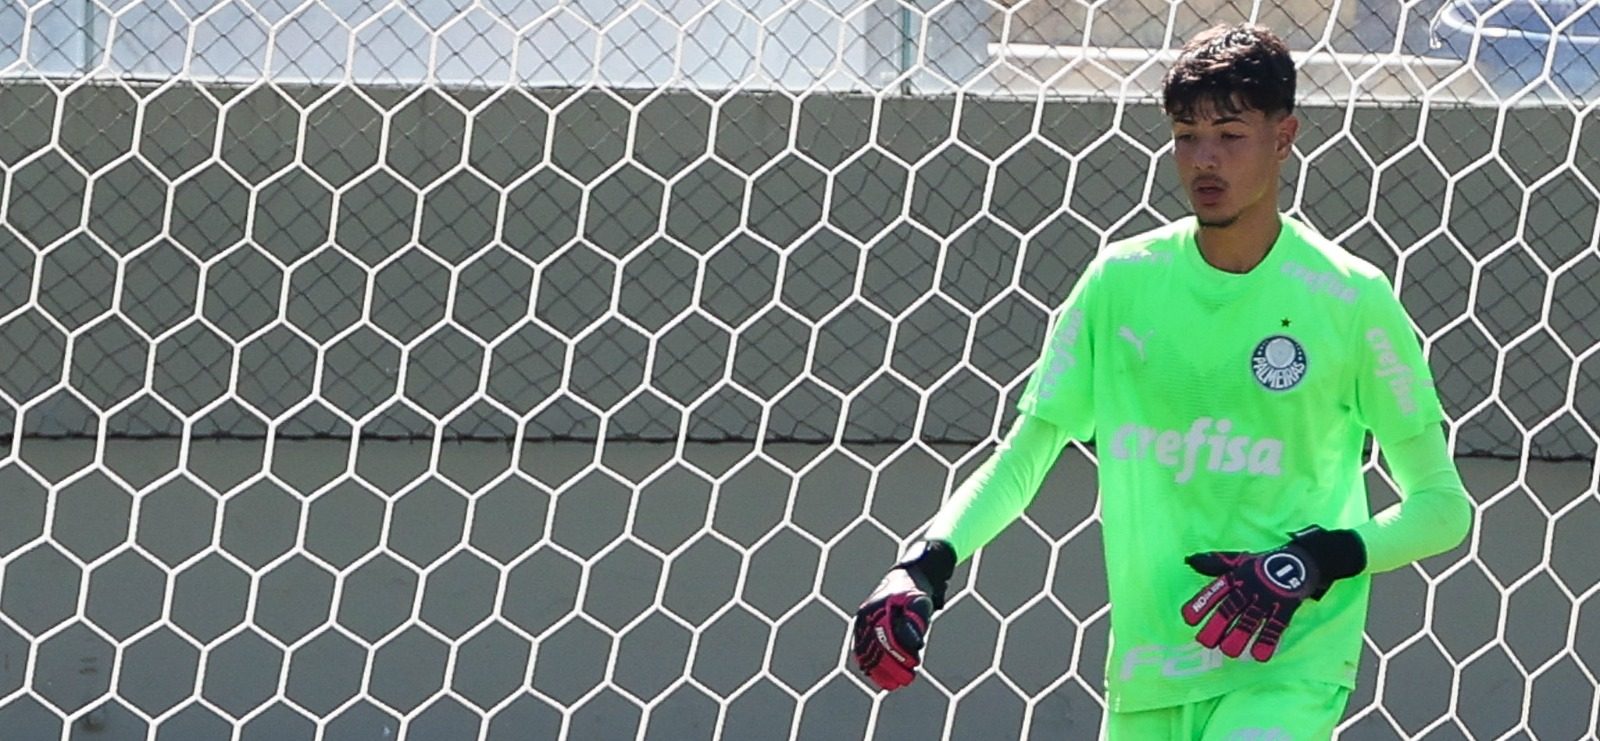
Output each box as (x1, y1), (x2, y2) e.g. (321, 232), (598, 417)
(1365, 328), (1419, 415)
(1107, 417), (1284, 484)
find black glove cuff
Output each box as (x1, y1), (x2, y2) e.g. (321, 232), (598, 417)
(896, 540), (957, 610)
(1291, 526), (1367, 585)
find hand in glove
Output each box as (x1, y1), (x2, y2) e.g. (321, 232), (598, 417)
(1181, 526), (1365, 662)
(851, 541), (955, 690)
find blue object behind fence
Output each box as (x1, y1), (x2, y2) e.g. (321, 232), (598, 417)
(1431, 0), (1600, 98)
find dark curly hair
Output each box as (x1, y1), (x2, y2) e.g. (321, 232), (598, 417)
(1162, 24), (1296, 119)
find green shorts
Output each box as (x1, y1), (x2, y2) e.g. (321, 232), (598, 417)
(1102, 680), (1350, 740)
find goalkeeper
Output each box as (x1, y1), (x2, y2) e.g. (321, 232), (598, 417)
(849, 23), (1472, 740)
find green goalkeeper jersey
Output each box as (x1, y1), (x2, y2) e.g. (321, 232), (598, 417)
(1016, 215), (1445, 712)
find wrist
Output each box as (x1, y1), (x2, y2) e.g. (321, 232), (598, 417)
(896, 540), (956, 610)
(1291, 526), (1366, 583)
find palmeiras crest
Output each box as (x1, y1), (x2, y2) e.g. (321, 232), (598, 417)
(1251, 335), (1307, 391)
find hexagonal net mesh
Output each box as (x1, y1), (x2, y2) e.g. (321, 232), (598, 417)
(1, 0), (1598, 739)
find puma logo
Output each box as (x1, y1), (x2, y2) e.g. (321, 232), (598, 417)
(1119, 326), (1152, 360)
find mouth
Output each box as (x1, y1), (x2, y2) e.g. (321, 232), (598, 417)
(1191, 179), (1226, 205)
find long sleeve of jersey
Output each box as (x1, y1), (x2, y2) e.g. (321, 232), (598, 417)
(1354, 424), (1473, 574)
(922, 413), (1073, 562)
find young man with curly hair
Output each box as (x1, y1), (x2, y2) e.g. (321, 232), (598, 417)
(850, 23), (1472, 739)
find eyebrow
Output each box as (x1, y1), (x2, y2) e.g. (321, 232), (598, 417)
(1173, 115), (1247, 126)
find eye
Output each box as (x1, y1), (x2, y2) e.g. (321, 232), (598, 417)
(1222, 132), (1245, 140)
(1174, 133), (1195, 142)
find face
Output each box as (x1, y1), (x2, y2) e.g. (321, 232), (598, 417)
(1170, 102), (1297, 228)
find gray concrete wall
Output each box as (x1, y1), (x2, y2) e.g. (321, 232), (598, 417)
(1, 82), (1596, 459)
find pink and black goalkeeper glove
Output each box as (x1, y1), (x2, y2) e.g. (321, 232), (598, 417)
(851, 541), (955, 691)
(1181, 526), (1365, 662)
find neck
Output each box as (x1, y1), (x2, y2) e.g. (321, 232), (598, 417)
(1196, 207), (1282, 274)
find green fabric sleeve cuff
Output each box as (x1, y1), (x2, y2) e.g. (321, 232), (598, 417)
(922, 413), (1072, 563)
(1354, 424), (1473, 574)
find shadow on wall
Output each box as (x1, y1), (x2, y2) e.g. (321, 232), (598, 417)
(1429, 0), (1600, 99)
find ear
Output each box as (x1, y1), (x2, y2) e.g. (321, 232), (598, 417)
(1275, 114), (1299, 160)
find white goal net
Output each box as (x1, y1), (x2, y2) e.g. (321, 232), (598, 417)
(0, 0), (1597, 739)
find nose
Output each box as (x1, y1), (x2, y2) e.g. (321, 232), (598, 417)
(1192, 140), (1220, 171)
